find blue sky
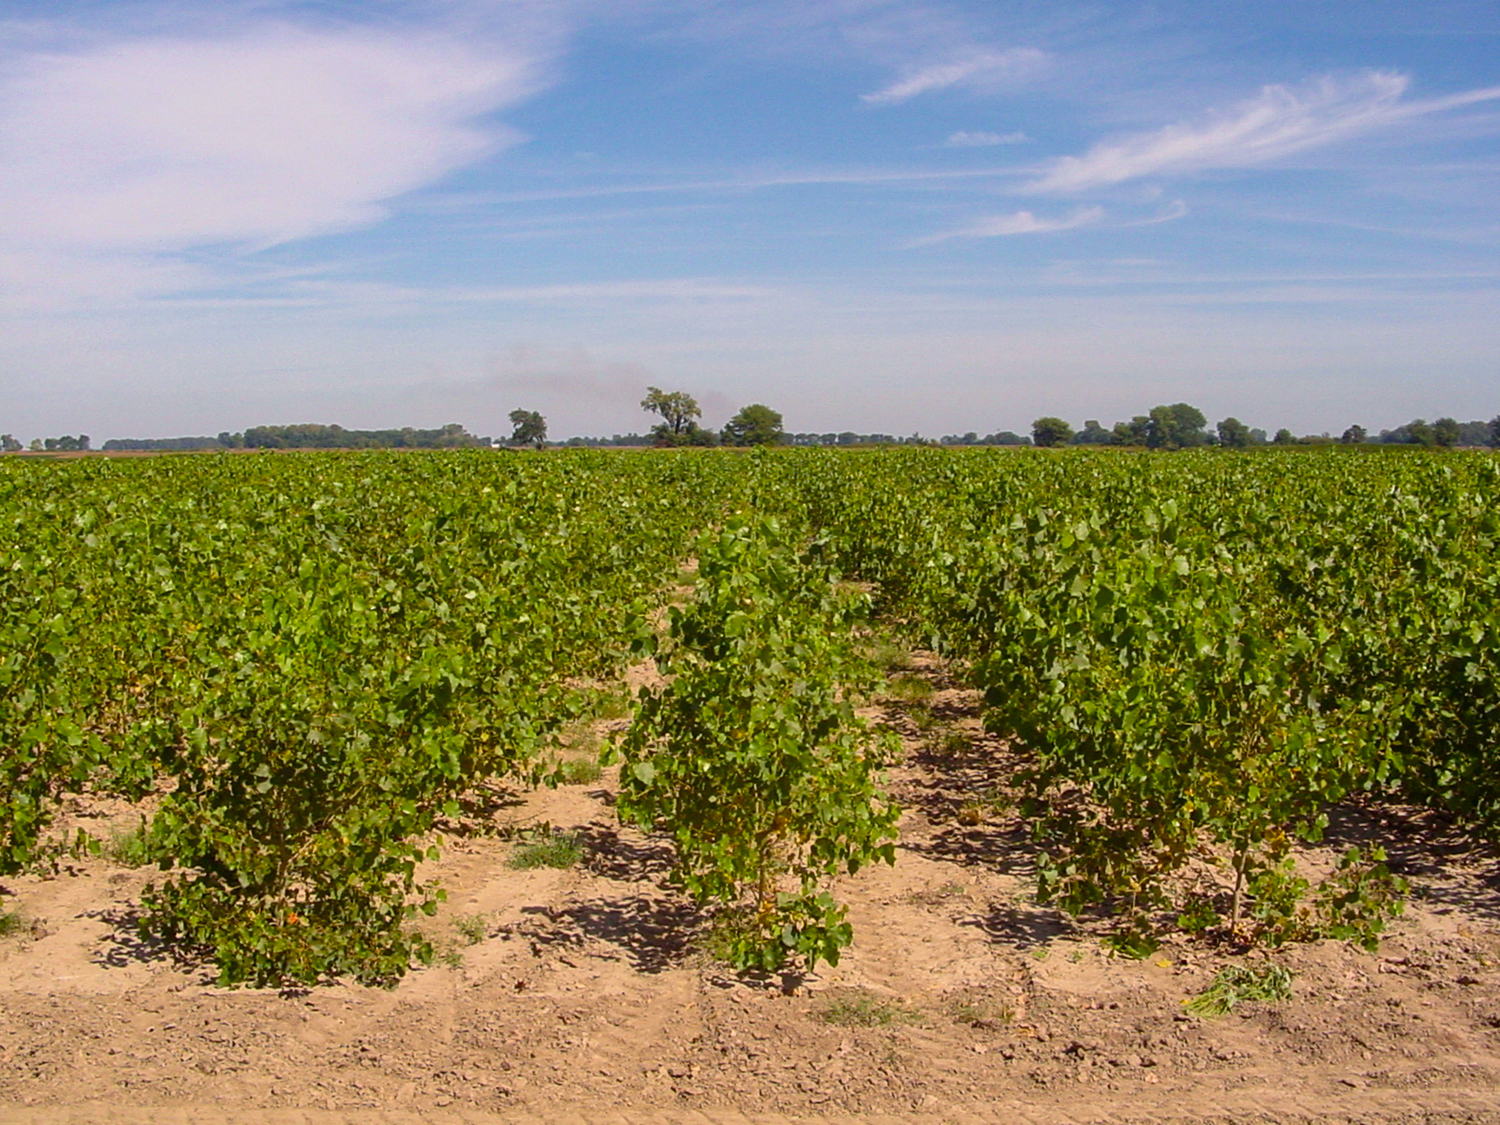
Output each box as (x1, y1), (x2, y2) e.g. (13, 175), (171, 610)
(1, 0), (1497, 441)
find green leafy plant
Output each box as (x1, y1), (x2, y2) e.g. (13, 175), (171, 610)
(1312, 846), (1407, 951)
(1176, 896), (1221, 936)
(1102, 926), (1161, 959)
(1247, 856), (1314, 946)
(613, 516), (899, 972)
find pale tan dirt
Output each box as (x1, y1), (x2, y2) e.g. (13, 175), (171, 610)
(3, 656), (1500, 1124)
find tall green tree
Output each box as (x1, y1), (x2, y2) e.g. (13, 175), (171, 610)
(721, 403), (785, 446)
(1031, 417), (1074, 448)
(1217, 417), (1252, 448)
(1273, 428), (1297, 446)
(1341, 425), (1367, 444)
(508, 409), (548, 449)
(1490, 415), (1500, 448)
(1147, 404), (1208, 449)
(641, 386), (702, 438)
(1073, 420), (1113, 445)
(1112, 416), (1150, 446)
(1433, 417), (1461, 448)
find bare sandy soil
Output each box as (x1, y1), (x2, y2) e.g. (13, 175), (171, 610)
(3, 656), (1500, 1123)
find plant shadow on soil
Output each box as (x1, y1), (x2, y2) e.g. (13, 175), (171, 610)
(507, 823), (706, 974)
(87, 905), (218, 982)
(575, 823), (674, 882)
(520, 896), (705, 974)
(437, 784), (530, 836)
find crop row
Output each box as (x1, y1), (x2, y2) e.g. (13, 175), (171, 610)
(771, 448), (1499, 947)
(0, 450), (749, 983)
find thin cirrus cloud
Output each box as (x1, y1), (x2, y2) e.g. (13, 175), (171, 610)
(1028, 70), (1500, 194)
(862, 47), (1047, 106)
(945, 130), (1030, 147)
(907, 206), (1105, 246)
(0, 23), (545, 293)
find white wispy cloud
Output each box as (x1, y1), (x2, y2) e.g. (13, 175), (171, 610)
(945, 130), (1030, 147)
(0, 21), (549, 303)
(1029, 71), (1500, 193)
(909, 206), (1104, 245)
(862, 47), (1047, 106)
(1118, 200), (1189, 228)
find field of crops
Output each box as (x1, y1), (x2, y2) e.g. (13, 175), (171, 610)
(2, 446), (1497, 989)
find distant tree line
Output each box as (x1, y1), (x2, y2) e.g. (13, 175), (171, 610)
(937, 431), (1033, 447)
(10, 401), (1498, 456)
(1373, 418), (1495, 447)
(3, 434), (93, 452)
(101, 423), (490, 452)
(99, 435), (220, 452)
(555, 433), (655, 447)
(1022, 407), (1500, 451)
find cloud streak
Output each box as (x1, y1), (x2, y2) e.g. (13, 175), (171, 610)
(945, 130), (1030, 147)
(862, 47), (1046, 106)
(908, 199), (1187, 246)
(909, 206), (1104, 245)
(1029, 71), (1500, 193)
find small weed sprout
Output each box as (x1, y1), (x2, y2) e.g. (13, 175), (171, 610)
(555, 758), (603, 786)
(453, 913), (490, 946)
(908, 704), (939, 732)
(592, 688), (633, 722)
(926, 730), (970, 759)
(949, 996), (1013, 1026)
(105, 822), (153, 868)
(904, 881), (967, 907)
(885, 674), (935, 705)
(866, 639), (914, 673)
(1185, 963), (1294, 1017)
(0, 910), (24, 938)
(559, 720), (601, 755)
(817, 988), (920, 1028)
(508, 833), (584, 871)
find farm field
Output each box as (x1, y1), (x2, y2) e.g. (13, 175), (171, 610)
(2, 447), (1499, 1122)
